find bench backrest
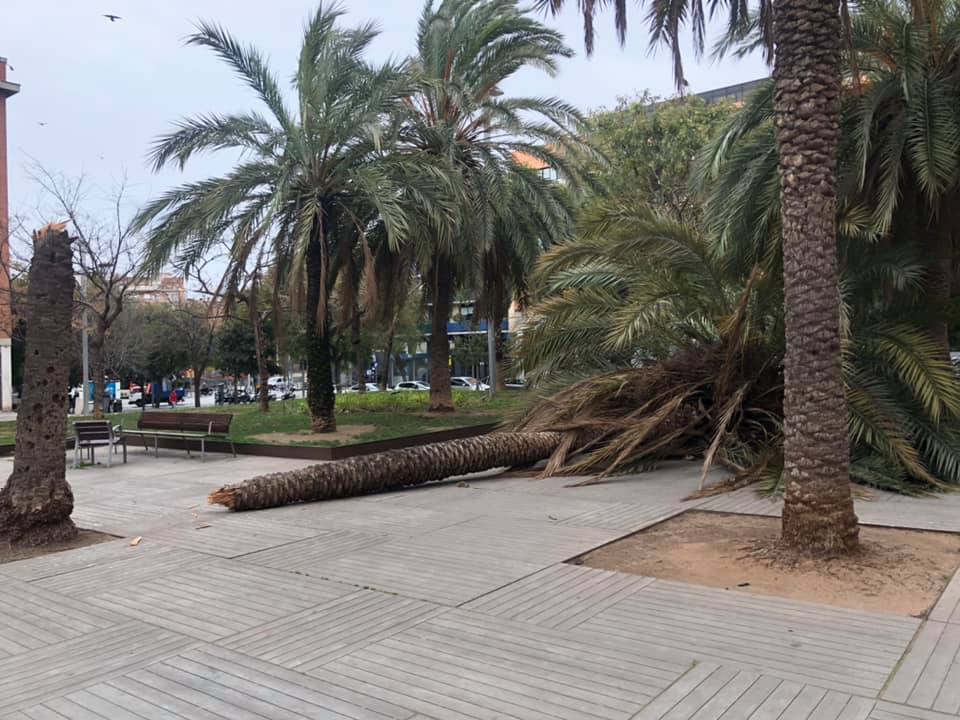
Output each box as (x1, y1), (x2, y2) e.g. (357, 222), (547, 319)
(137, 412), (233, 434)
(74, 420), (113, 441)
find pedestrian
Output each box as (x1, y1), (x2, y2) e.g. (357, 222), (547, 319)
(169, 388), (178, 408)
(68, 386), (77, 414)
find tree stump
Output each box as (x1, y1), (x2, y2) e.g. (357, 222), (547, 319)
(0, 223), (78, 545)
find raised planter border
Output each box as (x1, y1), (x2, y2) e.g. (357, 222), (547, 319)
(0, 422), (500, 461)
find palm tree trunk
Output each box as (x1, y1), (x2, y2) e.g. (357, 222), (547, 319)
(306, 227), (336, 432)
(774, 0), (859, 554)
(210, 430), (562, 510)
(428, 256), (454, 412)
(0, 224), (77, 544)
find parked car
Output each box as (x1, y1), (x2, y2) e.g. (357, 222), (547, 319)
(451, 376), (489, 391)
(391, 380), (430, 392)
(504, 378), (527, 389)
(343, 383), (381, 393)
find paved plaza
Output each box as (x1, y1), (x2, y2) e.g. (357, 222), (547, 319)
(0, 449), (958, 719)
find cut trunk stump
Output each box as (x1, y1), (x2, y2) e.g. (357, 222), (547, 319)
(210, 430), (562, 510)
(0, 223), (78, 545)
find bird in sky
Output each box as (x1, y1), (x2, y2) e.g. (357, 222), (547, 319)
(103, 14), (122, 22)
(37, 122), (47, 127)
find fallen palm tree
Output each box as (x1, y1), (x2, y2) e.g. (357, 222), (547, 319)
(209, 431), (562, 510)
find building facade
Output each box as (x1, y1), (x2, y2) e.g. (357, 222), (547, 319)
(0, 57), (19, 411)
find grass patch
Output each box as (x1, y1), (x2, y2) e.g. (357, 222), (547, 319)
(0, 390), (527, 449)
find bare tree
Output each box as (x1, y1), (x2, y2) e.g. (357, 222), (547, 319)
(30, 167), (149, 418)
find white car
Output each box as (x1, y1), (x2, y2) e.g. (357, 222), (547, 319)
(450, 376), (489, 391)
(391, 380), (430, 392)
(343, 383), (381, 393)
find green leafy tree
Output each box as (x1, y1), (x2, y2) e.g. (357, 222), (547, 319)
(215, 318), (259, 392)
(586, 94), (735, 221)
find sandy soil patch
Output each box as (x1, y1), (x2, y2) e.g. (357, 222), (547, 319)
(577, 510), (960, 617)
(251, 425), (377, 444)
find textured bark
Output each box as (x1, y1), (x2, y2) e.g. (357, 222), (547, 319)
(305, 227), (336, 432)
(774, 0), (859, 554)
(428, 256), (454, 412)
(0, 224), (77, 545)
(210, 431), (562, 510)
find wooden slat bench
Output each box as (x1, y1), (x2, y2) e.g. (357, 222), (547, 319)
(72, 420), (127, 468)
(119, 412), (236, 461)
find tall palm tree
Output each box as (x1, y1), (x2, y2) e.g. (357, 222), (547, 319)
(400, 0), (593, 411)
(135, 6), (456, 431)
(539, 0), (859, 554)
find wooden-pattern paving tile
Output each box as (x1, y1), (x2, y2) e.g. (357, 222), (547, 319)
(883, 621), (960, 714)
(302, 542), (545, 605)
(32, 544), (207, 598)
(88, 559), (353, 641)
(239, 529), (390, 571)
(577, 579), (918, 696)
(5, 644), (415, 720)
(0, 538), (146, 582)
(0, 578), (120, 659)
(143, 514), (323, 557)
(635, 662), (875, 720)
(931, 570), (960, 624)
(557, 502), (686, 531)
(312, 608), (692, 720)
(0, 621), (196, 713)
(412, 515), (622, 565)
(870, 701), (960, 720)
(219, 589), (444, 671)
(463, 563), (654, 630)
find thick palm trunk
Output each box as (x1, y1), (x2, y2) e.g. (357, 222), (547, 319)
(774, 0), (859, 554)
(210, 430), (562, 510)
(306, 228), (336, 432)
(0, 224), (77, 545)
(428, 256), (454, 412)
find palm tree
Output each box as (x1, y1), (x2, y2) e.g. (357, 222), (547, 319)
(135, 6), (455, 431)
(210, 431), (563, 509)
(539, 0), (859, 553)
(0, 224), (77, 545)
(399, 0), (592, 411)
(849, 0), (960, 356)
(516, 200), (960, 493)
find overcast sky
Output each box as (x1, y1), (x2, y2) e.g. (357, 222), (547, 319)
(2, 0), (768, 229)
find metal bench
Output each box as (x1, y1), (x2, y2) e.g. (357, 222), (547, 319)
(119, 412), (236, 461)
(72, 420), (127, 468)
